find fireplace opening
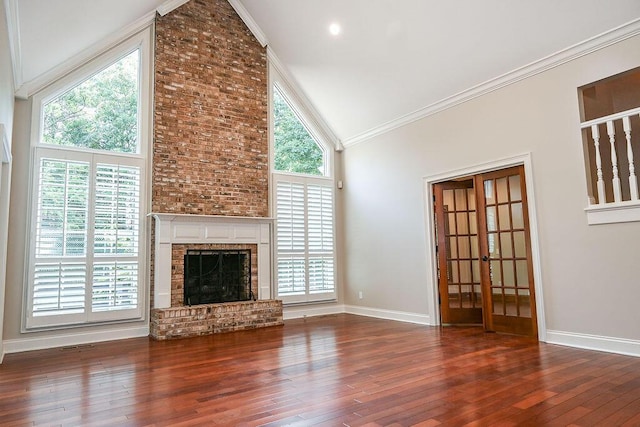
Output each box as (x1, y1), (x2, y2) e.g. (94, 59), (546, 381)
(184, 249), (253, 305)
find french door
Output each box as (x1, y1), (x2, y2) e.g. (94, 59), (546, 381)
(434, 180), (483, 324)
(434, 165), (537, 337)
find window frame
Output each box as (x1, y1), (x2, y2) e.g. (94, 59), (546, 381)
(23, 28), (153, 330)
(270, 67), (337, 304)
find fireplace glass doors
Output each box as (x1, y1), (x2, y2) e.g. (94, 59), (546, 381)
(184, 249), (253, 305)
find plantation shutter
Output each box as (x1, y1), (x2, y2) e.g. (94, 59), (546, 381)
(275, 175), (335, 302)
(92, 164), (141, 311)
(94, 164), (140, 256)
(29, 152), (144, 326)
(307, 184), (335, 293)
(33, 159), (90, 315)
(276, 181), (306, 295)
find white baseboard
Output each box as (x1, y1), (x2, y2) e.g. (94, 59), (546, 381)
(283, 303), (345, 320)
(283, 303), (432, 326)
(2, 326), (150, 357)
(546, 330), (640, 358)
(344, 305), (432, 325)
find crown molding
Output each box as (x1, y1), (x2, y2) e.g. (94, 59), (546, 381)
(15, 11), (156, 99)
(342, 17), (640, 148)
(157, 0), (190, 16)
(3, 0), (22, 92)
(268, 47), (340, 150)
(227, 0), (267, 47)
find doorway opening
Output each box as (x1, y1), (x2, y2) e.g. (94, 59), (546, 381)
(426, 158), (544, 338)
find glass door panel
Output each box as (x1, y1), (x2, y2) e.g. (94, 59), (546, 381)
(435, 180), (482, 325)
(476, 165), (537, 337)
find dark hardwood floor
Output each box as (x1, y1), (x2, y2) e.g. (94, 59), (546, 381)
(1, 314), (640, 426)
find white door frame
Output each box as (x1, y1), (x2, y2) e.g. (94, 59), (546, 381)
(423, 153), (547, 342)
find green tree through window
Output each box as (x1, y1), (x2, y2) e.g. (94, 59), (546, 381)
(43, 50), (139, 153)
(273, 88), (324, 175)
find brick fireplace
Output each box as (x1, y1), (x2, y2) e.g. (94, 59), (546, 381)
(150, 214), (274, 306)
(149, 0), (282, 340)
(149, 214), (282, 340)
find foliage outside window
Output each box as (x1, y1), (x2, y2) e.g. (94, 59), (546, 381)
(27, 44), (147, 329)
(272, 84), (336, 303)
(42, 51), (139, 153)
(273, 87), (325, 176)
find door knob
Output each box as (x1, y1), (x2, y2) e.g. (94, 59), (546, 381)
(482, 255), (489, 262)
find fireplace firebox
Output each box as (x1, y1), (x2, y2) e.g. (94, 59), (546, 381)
(184, 249), (253, 305)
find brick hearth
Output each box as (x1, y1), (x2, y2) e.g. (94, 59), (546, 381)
(150, 300), (283, 340)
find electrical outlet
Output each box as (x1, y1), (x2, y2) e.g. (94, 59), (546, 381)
(358, 291), (363, 299)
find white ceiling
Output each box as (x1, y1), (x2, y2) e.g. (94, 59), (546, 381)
(11, 0), (640, 145)
(16, 0), (167, 84)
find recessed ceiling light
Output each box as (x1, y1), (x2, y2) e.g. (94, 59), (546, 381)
(329, 22), (341, 36)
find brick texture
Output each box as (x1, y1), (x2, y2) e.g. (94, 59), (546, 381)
(153, 0), (268, 216)
(149, 0), (273, 330)
(149, 300), (283, 340)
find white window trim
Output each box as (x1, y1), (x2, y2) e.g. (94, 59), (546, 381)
(269, 62), (338, 305)
(23, 26), (153, 331)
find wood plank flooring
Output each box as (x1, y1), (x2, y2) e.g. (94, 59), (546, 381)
(1, 314), (640, 426)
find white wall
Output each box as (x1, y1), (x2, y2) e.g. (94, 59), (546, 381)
(342, 34), (640, 351)
(0, 0), (15, 361)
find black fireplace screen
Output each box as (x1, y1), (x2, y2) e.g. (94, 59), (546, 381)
(184, 249), (253, 305)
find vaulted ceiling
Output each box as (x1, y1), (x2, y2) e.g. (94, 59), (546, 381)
(8, 0), (640, 145)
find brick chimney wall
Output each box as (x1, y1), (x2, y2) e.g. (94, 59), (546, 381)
(153, 0), (268, 217)
(150, 0), (269, 312)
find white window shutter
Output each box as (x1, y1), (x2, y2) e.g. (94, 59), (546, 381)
(92, 261), (139, 311)
(32, 263), (86, 315)
(35, 159), (90, 257)
(275, 176), (335, 300)
(94, 164), (140, 256)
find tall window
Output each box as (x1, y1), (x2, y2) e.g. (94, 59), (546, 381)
(272, 85), (336, 303)
(26, 31), (150, 329)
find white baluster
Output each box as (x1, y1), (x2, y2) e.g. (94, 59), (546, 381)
(623, 116), (639, 200)
(606, 120), (622, 203)
(591, 124), (606, 205)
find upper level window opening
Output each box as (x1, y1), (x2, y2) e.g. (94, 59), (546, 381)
(580, 68), (640, 122)
(42, 50), (140, 154)
(273, 86), (327, 177)
(578, 67), (640, 224)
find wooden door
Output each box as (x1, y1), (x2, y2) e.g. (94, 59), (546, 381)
(475, 166), (538, 337)
(434, 180), (483, 325)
